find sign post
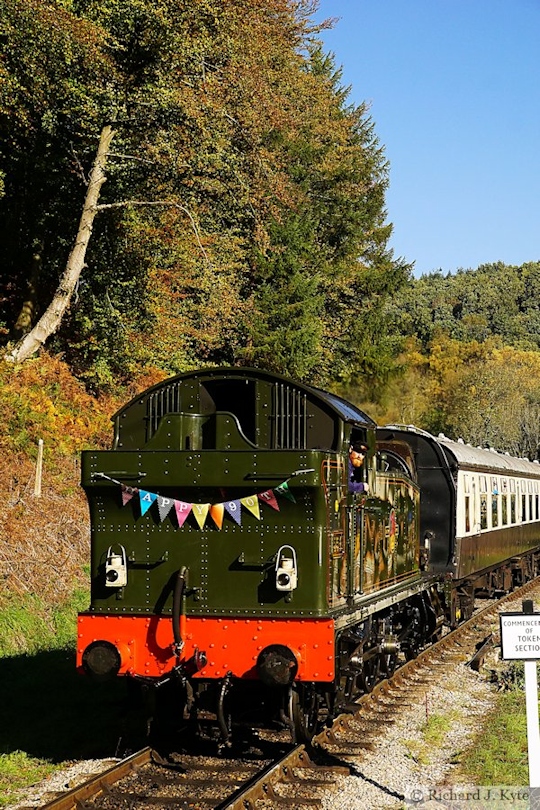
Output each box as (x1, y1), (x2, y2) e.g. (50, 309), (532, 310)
(500, 599), (540, 792)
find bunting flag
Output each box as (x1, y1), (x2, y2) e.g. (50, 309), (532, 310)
(258, 489), (280, 511)
(192, 502), (210, 529)
(139, 489), (158, 515)
(240, 495), (261, 520)
(175, 500), (192, 527)
(157, 495), (174, 522)
(121, 484), (138, 506)
(92, 468), (315, 530)
(275, 481), (296, 503)
(224, 500), (242, 525)
(209, 503), (225, 530)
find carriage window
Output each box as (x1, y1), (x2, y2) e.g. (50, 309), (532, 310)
(536, 494), (540, 520)
(492, 494), (499, 527)
(530, 495), (534, 520)
(480, 494), (488, 529)
(501, 495), (508, 525)
(510, 494), (516, 524)
(464, 496), (470, 533)
(463, 475), (470, 494)
(522, 493), (528, 522)
(480, 475), (487, 493)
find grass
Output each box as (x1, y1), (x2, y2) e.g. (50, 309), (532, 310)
(0, 752), (57, 806)
(0, 353), (143, 806)
(0, 588), (89, 657)
(422, 712), (454, 747)
(456, 688), (529, 785)
(403, 712), (457, 765)
(0, 587), (139, 808)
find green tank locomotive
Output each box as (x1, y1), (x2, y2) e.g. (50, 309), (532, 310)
(77, 367), (442, 743)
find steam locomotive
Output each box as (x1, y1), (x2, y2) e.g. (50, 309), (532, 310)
(76, 367), (540, 744)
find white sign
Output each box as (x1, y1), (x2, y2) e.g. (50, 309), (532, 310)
(499, 607), (540, 790)
(500, 612), (540, 660)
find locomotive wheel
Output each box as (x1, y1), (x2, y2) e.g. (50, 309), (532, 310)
(288, 686), (321, 744)
(358, 658), (379, 693)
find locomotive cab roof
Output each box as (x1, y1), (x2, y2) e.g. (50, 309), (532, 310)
(112, 367), (375, 452)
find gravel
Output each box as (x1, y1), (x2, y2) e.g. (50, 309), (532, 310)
(319, 589), (539, 810)
(319, 663), (498, 810)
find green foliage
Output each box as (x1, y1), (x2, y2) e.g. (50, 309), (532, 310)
(402, 711), (457, 765)
(387, 261), (540, 352)
(0, 0), (115, 332)
(0, 354), (113, 456)
(374, 261), (540, 457)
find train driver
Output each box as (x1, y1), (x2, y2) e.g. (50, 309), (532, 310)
(348, 440), (369, 493)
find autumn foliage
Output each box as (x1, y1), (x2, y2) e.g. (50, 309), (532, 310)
(0, 355), (116, 607)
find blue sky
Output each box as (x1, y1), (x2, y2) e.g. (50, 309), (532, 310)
(314, 1), (540, 276)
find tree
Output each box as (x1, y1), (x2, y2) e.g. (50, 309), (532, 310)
(6, 125), (115, 364)
(0, 0), (113, 338)
(386, 261), (540, 352)
(1, 0), (408, 391)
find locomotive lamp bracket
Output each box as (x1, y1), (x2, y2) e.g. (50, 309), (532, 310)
(127, 551), (169, 568)
(236, 552), (271, 570)
(275, 545), (298, 593)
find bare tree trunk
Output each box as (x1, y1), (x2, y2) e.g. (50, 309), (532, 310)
(5, 125), (115, 364)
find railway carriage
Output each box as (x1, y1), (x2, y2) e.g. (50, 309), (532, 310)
(377, 425), (540, 623)
(77, 369), (540, 744)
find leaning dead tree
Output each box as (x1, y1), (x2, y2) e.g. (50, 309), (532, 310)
(5, 124), (116, 365)
(5, 123), (209, 366)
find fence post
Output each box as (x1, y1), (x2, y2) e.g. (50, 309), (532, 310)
(34, 438), (43, 497)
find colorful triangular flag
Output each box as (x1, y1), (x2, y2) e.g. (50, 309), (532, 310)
(258, 489), (280, 511)
(121, 484), (138, 506)
(275, 481), (296, 502)
(192, 503), (210, 529)
(157, 495), (174, 522)
(139, 489), (158, 515)
(224, 500), (242, 525)
(174, 500), (192, 527)
(210, 503), (225, 530)
(241, 495), (261, 520)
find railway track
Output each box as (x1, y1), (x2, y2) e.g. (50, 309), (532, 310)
(37, 578), (540, 810)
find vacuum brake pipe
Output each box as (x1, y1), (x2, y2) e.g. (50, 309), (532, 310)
(172, 566), (187, 656)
